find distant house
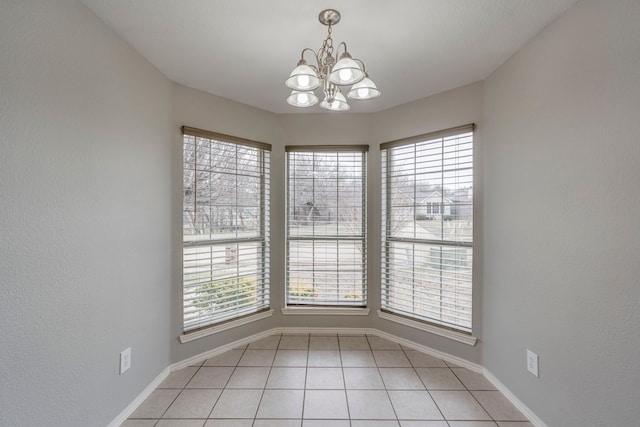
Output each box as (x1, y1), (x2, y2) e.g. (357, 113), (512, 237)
(389, 188), (472, 221)
(414, 189), (473, 221)
(417, 191), (452, 219)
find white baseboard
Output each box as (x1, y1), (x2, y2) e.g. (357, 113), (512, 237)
(484, 368), (548, 427)
(376, 310), (477, 346)
(106, 366), (170, 427)
(171, 328), (276, 371)
(373, 328), (483, 373)
(275, 326), (374, 336)
(274, 326), (483, 373)
(109, 326), (540, 426)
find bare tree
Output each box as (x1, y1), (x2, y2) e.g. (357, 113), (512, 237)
(184, 137), (263, 238)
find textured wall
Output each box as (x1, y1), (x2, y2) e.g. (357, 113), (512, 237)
(482, 0), (640, 425)
(0, 1), (173, 426)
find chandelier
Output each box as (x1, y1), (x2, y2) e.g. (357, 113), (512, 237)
(286, 9), (380, 111)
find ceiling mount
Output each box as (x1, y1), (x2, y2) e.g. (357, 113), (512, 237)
(318, 9), (341, 26)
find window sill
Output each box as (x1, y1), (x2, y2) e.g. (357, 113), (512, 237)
(377, 310), (477, 346)
(179, 309), (274, 343)
(281, 307), (371, 316)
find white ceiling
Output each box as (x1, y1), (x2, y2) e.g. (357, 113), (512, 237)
(81, 0), (577, 114)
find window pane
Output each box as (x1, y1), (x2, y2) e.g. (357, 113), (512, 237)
(183, 241), (269, 331)
(382, 242), (472, 332)
(183, 132), (270, 332)
(382, 129), (473, 332)
(287, 240), (365, 305)
(287, 149), (367, 307)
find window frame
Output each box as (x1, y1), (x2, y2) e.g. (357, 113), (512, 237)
(181, 126), (271, 335)
(285, 145), (369, 308)
(380, 124), (475, 335)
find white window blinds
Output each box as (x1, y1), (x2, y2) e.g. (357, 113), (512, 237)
(381, 125), (474, 333)
(286, 146), (368, 307)
(182, 127), (270, 333)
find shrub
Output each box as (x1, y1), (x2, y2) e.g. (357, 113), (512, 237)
(289, 283), (317, 298)
(194, 277), (257, 314)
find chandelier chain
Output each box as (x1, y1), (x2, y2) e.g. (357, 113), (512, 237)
(318, 24), (335, 71)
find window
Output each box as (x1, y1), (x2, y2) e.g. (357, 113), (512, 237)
(381, 125), (474, 333)
(286, 146), (368, 307)
(182, 127), (270, 333)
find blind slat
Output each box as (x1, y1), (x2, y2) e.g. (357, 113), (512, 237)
(285, 145), (369, 152)
(182, 126), (272, 151)
(380, 124), (475, 150)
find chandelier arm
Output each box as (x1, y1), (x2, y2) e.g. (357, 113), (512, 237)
(336, 41), (348, 59)
(300, 47), (318, 63)
(352, 58), (367, 74)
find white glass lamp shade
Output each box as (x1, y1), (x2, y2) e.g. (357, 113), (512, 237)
(328, 55), (365, 86)
(320, 90), (350, 111)
(287, 90), (319, 108)
(286, 64), (320, 91)
(347, 77), (381, 100)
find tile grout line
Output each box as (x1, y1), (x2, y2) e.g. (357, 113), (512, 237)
(154, 357), (205, 423)
(365, 334), (402, 425)
(206, 342), (249, 421)
(337, 334), (353, 427)
(399, 338), (449, 424)
(448, 364), (500, 424)
(251, 333), (282, 426)
(300, 333), (310, 426)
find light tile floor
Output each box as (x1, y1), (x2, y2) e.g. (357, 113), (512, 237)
(123, 334), (533, 427)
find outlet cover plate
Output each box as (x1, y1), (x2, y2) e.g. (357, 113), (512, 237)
(120, 347), (131, 374)
(527, 349), (539, 377)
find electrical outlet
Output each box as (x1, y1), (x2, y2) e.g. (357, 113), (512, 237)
(120, 347), (131, 374)
(527, 349), (539, 377)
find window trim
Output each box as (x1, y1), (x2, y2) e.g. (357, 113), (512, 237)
(281, 307), (370, 316)
(377, 310), (477, 346)
(179, 309), (274, 343)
